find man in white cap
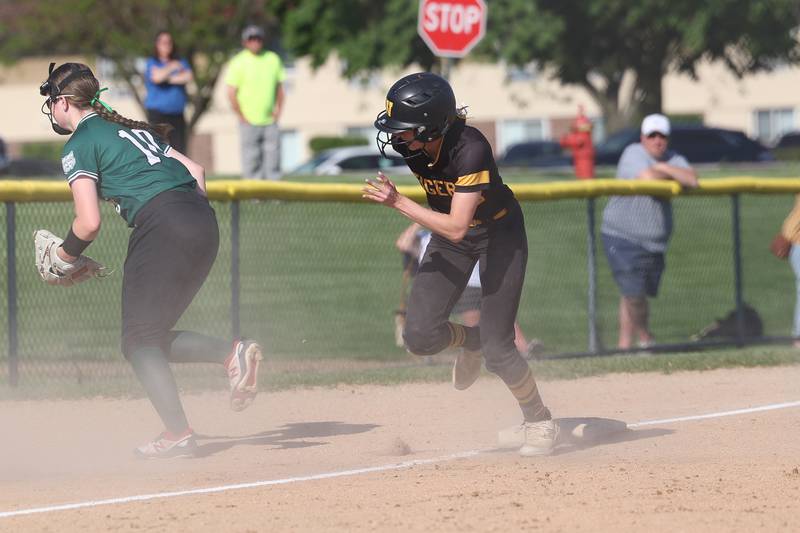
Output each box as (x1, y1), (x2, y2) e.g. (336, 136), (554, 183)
(600, 114), (698, 350)
(225, 24), (286, 180)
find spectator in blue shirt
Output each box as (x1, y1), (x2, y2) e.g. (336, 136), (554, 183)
(144, 31), (193, 154)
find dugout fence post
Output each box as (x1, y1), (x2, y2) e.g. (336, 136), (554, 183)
(6, 202), (18, 387)
(586, 198), (599, 353)
(730, 194), (745, 346)
(231, 200), (241, 341)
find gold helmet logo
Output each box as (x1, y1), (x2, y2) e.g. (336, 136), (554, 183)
(385, 99), (394, 117)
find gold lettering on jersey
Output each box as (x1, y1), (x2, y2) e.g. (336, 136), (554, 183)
(415, 173), (456, 197)
(386, 99), (394, 117)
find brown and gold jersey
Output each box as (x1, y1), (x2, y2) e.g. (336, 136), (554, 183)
(393, 119), (515, 224)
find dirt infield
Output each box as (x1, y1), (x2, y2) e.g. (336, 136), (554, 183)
(2, 364), (799, 532)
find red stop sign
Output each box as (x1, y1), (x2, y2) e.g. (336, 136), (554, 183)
(418, 0), (487, 58)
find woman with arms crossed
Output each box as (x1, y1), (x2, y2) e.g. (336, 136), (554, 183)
(364, 72), (556, 456)
(144, 30), (193, 154)
(38, 62), (262, 458)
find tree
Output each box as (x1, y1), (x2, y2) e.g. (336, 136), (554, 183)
(279, 0), (800, 133)
(480, 0), (800, 132)
(0, 0), (283, 136)
(279, 0), (438, 78)
(6, 1), (798, 136)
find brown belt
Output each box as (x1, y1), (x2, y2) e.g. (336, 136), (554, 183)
(469, 207), (508, 228)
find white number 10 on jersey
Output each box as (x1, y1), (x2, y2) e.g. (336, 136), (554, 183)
(118, 129), (162, 165)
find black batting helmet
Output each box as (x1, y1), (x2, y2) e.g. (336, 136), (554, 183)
(374, 72), (457, 157)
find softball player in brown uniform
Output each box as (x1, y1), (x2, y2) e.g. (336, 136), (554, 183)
(364, 72), (556, 456)
(39, 62), (263, 458)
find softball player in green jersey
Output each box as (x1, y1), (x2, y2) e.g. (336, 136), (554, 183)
(39, 62), (263, 458)
(365, 72), (556, 456)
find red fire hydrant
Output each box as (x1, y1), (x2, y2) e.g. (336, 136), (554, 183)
(560, 107), (595, 179)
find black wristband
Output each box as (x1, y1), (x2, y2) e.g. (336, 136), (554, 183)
(62, 227), (93, 257)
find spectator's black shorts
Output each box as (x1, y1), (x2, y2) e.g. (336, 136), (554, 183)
(602, 233), (664, 298)
(146, 109), (187, 154)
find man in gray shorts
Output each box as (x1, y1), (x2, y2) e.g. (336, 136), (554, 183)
(601, 114), (698, 349)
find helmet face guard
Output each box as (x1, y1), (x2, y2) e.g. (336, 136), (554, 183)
(39, 62), (92, 135)
(374, 110), (431, 159)
(374, 111), (456, 160)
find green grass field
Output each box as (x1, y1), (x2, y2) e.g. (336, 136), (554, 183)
(1, 164), (799, 394)
(1, 344), (797, 401)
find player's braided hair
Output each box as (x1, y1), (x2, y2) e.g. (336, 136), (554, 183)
(50, 62), (172, 140)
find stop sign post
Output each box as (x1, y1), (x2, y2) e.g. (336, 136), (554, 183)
(418, 0), (487, 58)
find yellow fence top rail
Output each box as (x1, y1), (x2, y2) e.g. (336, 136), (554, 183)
(1, 177), (800, 203)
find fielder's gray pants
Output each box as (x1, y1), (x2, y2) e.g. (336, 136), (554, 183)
(239, 122), (281, 180)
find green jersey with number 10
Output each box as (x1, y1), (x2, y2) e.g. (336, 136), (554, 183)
(60, 113), (196, 226)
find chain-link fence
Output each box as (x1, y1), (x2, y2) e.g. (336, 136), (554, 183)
(0, 181), (797, 393)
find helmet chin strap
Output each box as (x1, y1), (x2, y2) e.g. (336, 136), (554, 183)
(50, 120), (73, 136)
(40, 99), (73, 135)
(402, 149), (427, 161)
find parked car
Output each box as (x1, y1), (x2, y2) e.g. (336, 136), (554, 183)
(594, 126), (774, 165)
(0, 136), (7, 171)
(771, 131), (800, 161)
(774, 131), (800, 148)
(288, 145), (410, 176)
(497, 140), (572, 168)
(0, 134), (62, 178)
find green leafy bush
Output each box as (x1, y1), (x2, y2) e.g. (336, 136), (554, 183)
(667, 114), (704, 126)
(773, 147), (800, 161)
(309, 136), (368, 154)
(21, 142), (63, 162)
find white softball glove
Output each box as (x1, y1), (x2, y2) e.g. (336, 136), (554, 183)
(33, 229), (108, 286)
